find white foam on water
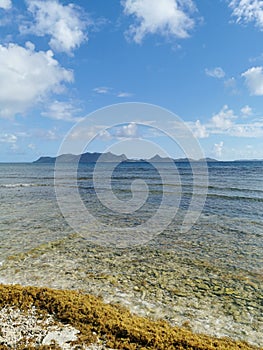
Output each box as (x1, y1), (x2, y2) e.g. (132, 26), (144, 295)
(0, 183), (33, 188)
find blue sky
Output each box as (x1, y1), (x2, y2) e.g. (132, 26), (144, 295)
(1, 0), (263, 161)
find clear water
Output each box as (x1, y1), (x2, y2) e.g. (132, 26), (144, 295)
(0, 161), (262, 346)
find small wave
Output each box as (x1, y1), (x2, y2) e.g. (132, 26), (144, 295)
(206, 192), (263, 202)
(208, 185), (263, 195)
(0, 183), (48, 188)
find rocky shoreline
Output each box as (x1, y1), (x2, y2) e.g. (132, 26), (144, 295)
(0, 284), (261, 350)
(0, 233), (262, 348)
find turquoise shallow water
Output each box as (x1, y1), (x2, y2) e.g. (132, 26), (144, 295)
(0, 161), (262, 346)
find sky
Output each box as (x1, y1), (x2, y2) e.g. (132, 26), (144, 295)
(1, 0), (263, 161)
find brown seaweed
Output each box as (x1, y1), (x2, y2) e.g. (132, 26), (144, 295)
(0, 284), (261, 350)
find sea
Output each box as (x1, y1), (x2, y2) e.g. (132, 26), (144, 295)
(0, 161), (262, 347)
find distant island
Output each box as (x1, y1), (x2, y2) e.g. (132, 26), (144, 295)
(33, 152), (219, 164)
(33, 152), (127, 164)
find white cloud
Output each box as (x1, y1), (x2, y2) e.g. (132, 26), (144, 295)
(205, 67), (225, 79)
(115, 123), (139, 138)
(93, 87), (111, 94)
(211, 105), (236, 129)
(42, 101), (82, 122)
(84, 123), (155, 142)
(0, 42), (73, 118)
(213, 141), (224, 158)
(229, 0), (263, 29)
(228, 120), (263, 137)
(28, 143), (36, 150)
(224, 77), (239, 95)
(0, 133), (17, 143)
(189, 105), (263, 138)
(193, 120), (209, 138)
(188, 106), (237, 138)
(45, 130), (58, 140)
(68, 125), (107, 141)
(242, 66), (263, 95)
(33, 128), (60, 140)
(224, 77), (236, 88)
(21, 0), (88, 55)
(241, 105), (252, 116)
(122, 0), (197, 43)
(117, 92), (133, 98)
(98, 129), (112, 140)
(0, 0), (11, 9)
(93, 87), (133, 98)
(90, 123), (140, 141)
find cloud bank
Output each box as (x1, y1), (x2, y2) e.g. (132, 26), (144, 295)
(190, 105), (263, 138)
(0, 42), (73, 118)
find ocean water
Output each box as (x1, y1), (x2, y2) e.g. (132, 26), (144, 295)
(0, 161), (262, 346)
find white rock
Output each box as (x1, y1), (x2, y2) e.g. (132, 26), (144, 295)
(42, 327), (79, 349)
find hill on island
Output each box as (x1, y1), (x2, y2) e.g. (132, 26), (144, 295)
(33, 152), (218, 164)
(33, 152), (127, 164)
